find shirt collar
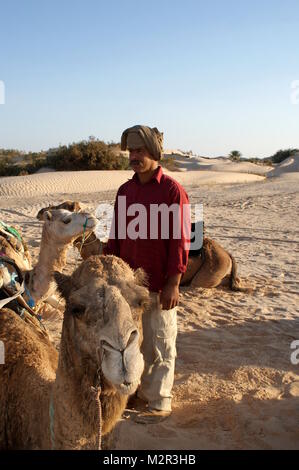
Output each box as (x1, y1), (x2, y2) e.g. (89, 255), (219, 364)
(132, 165), (163, 185)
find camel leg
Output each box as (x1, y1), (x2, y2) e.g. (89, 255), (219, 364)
(190, 257), (232, 288)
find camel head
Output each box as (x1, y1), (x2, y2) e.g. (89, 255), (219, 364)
(38, 209), (98, 244)
(54, 255), (149, 396)
(36, 200), (82, 220)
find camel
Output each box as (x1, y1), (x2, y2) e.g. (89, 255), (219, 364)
(0, 222), (31, 271)
(74, 232), (244, 291)
(0, 208), (97, 309)
(26, 208), (98, 304)
(0, 255), (149, 449)
(36, 200), (82, 220)
(38, 200), (246, 291)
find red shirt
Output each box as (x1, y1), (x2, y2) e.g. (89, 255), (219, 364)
(105, 166), (190, 292)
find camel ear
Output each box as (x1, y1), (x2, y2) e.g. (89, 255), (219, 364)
(54, 272), (72, 299)
(39, 210), (52, 222)
(36, 208), (46, 220)
(73, 201), (81, 212)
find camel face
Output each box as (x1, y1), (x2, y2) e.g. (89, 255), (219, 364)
(40, 209), (98, 244)
(55, 255), (149, 396)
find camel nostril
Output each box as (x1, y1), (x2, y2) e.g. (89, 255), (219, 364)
(123, 380), (132, 387)
(127, 329), (138, 348)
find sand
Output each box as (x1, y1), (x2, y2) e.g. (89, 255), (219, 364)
(0, 165), (298, 449)
(0, 169), (264, 199)
(268, 152), (299, 179)
(164, 152), (273, 175)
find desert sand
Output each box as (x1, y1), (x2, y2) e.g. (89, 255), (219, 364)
(0, 156), (298, 449)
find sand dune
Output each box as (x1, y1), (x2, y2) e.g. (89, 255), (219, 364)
(0, 169), (264, 199)
(164, 153), (272, 175)
(268, 153), (299, 179)
(0, 169), (298, 449)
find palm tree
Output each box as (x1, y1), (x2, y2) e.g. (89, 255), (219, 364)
(229, 150), (242, 161)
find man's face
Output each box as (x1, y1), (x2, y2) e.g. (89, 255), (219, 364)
(129, 147), (157, 173)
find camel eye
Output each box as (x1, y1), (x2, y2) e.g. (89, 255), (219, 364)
(63, 218), (71, 224)
(70, 304), (85, 317)
(136, 298), (145, 308)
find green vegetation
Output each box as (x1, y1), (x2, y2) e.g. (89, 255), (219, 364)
(268, 148), (299, 164)
(46, 140), (129, 171)
(0, 139), (129, 176)
(228, 150), (242, 161)
(1, 142), (298, 177)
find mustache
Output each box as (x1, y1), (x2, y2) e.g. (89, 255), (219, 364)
(129, 160), (142, 166)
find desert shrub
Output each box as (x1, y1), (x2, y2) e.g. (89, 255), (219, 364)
(269, 148), (299, 164)
(228, 150), (242, 161)
(46, 140), (129, 171)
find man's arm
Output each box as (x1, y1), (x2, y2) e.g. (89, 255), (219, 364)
(160, 272), (182, 310)
(160, 185), (190, 310)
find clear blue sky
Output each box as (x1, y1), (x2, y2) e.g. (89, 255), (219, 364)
(0, 0), (298, 157)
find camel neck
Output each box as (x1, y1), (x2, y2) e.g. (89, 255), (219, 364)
(50, 325), (100, 449)
(31, 226), (69, 301)
(50, 318), (126, 449)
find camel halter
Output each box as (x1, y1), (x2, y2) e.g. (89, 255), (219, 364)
(78, 217), (89, 255)
(75, 217), (92, 267)
(0, 255), (42, 321)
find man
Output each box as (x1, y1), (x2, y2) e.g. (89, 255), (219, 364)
(105, 125), (190, 423)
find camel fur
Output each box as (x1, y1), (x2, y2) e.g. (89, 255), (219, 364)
(0, 255), (149, 449)
(40, 200), (247, 291)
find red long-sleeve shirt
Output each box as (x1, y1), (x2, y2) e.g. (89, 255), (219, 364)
(105, 166), (190, 292)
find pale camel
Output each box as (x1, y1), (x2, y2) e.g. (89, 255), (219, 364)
(0, 207), (97, 308)
(26, 208), (97, 304)
(0, 255), (149, 450)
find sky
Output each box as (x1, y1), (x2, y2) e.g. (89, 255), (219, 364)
(0, 0), (298, 158)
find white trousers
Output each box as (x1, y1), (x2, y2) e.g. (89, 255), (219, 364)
(138, 293), (177, 412)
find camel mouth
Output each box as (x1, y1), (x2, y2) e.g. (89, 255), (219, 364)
(116, 380), (139, 396)
(85, 217), (98, 230)
(100, 340), (144, 395)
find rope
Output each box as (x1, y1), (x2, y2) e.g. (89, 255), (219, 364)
(76, 232), (96, 247)
(79, 218), (88, 255)
(91, 384), (102, 450)
(48, 383), (102, 450)
(75, 217), (89, 268)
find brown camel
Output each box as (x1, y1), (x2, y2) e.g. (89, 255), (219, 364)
(0, 255), (149, 449)
(74, 232), (244, 291)
(39, 200), (245, 291)
(36, 200), (82, 220)
(0, 223), (31, 271)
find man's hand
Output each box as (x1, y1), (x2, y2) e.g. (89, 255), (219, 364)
(159, 274), (181, 310)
